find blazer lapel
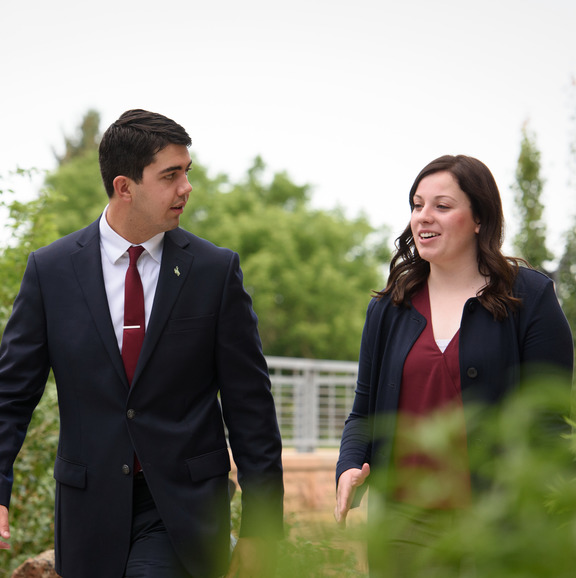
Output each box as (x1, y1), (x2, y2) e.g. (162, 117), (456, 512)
(131, 228), (194, 385)
(70, 219), (128, 386)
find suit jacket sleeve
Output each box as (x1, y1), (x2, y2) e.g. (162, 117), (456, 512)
(0, 252), (51, 507)
(216, 252), (284, 538)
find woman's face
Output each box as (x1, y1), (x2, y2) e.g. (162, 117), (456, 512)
(410, 171), (480, 270)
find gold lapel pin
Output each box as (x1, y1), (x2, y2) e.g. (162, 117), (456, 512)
(174, 266), (181, 277)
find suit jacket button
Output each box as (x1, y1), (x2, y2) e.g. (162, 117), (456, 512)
(467, 367), (478, 379)
(122, 464), (131, 475)
(127, 409), (136, 419)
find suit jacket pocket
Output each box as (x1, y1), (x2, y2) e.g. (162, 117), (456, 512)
(53, 455), (87, 489)
(186, 448), (231, 482)
(164, 314), (215, 334)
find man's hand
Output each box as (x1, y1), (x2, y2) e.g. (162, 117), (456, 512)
(334, 463), (370, 528)
(225, 536), (277, 577)
(0, 505), (10, 549)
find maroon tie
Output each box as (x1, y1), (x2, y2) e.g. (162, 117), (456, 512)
(122, 246), (145, 474)
(122, 245), (146, 386)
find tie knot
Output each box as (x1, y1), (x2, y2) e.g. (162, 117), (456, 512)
(128, 245), (145, 265)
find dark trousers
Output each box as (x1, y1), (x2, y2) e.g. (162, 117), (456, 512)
(124, 473), (193, 578)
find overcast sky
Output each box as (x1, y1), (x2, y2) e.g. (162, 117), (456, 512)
(2, 0), (576, 257)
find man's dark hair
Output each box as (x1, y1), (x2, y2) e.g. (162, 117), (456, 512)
(99, 109), (192, 197)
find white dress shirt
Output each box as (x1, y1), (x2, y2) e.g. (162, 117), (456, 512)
(99, 206), (164, 351)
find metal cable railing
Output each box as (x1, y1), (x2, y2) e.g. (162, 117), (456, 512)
(266, 356), (358, 452)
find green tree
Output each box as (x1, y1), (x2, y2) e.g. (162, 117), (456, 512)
(41, 110), (106, 237)
(54, 109), (101, 165)
(556, 222), (576, 334)
(181, 156), (389, 360)
(512, 124), (552, 271)
(555, 81), (576, 335)
(43, 150), (106, 237)
(0, 170), (60, 330)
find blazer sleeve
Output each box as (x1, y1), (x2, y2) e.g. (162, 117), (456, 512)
(215, 252), (284, 539)
(0, 253), (51, 507)
(517, 274), (574, 379)
(514, 270), (574, 438)
(335, 299), (377, 485)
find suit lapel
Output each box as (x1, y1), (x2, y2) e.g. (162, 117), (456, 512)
(70, 219), (128, 386)
(131, 229), (194, 385)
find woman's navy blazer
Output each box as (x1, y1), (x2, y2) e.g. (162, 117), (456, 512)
(337, 267), (574, 491)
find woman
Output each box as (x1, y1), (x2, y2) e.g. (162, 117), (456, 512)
(334, 155), (573, 576)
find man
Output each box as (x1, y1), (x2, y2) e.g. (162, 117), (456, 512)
(0, 109), (284, 577)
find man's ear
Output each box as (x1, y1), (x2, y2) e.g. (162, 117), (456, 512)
(112, 175), (133, 201)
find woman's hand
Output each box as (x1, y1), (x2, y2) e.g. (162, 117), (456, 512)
(334, 463), (370, 528)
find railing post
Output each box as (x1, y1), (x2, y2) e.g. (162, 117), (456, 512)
(293, 366), (317, 452)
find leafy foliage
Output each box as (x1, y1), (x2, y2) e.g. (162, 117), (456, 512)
(364, 378), (576, 578)
(231, 377), (576, 577)
(231, 494), (365, 577)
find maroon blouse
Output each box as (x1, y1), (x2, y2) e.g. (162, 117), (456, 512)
(392, 283), (471, 508)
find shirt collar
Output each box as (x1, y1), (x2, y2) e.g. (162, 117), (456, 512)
(99, 206), (164, 265)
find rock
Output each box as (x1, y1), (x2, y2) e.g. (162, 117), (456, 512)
(11, 549), (60, 578)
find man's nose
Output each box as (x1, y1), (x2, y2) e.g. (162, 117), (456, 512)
(179, 177), (193, 195)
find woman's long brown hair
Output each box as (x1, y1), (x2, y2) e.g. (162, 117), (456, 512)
(376, 155), (528, 320)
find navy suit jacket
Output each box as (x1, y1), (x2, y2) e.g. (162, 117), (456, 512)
(0, 218), (284, 577)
